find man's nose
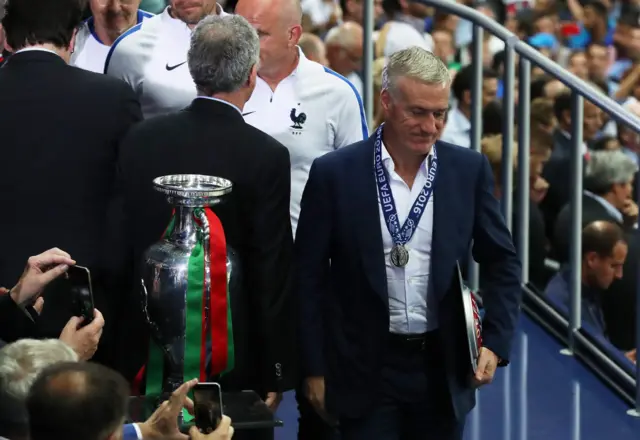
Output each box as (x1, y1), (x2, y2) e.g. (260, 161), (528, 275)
(420, 114), (438, 134)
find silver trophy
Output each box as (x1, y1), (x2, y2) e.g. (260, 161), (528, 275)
(140, 174), (239, 403)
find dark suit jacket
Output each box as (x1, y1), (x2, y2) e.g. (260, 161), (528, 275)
(553, 194), (638, 350)
(113, 98), (296, 393)
(0, 294), (35, 343)
(0, 50), (8, 68)
(0, 51), (142, 364)
(295, 136), (522, 420)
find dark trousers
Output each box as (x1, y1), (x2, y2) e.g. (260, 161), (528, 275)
(339, 331), (465, 440)
(296, 387), (340, 440)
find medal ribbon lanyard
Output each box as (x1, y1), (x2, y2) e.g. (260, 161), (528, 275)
(374, 124), (438, 265)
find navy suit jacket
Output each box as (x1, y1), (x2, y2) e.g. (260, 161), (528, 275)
(295, 136), (522, 419)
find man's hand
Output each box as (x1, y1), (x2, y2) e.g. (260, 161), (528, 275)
(138, 378), (198, 440)
(264, 392), (282, 412)
(622, 199), (639, 225)
(59, 309), (105, 360)
(189, 415), (234, 440)
(305, 376), (337, 425)
(625, 349), (637, 364)
(10, 248), (75, 306)
(472, 347), (499, 388)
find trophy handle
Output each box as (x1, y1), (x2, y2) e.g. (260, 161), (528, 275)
(140, 279), (178, 371)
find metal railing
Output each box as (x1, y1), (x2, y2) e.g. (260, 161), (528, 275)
(361, 0), (640, 414)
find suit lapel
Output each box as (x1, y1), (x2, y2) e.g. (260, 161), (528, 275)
(431, 143), (457, 299)
(351, 137), (388, 304)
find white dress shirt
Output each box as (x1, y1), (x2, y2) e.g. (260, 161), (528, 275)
(441, 106), (471, 149)
(378, 141), (438, 334)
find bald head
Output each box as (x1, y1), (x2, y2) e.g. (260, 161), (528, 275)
(26, 362), (130, 440)
(236, 0), (302, 27)
(582, 220), (625, 258)
(299, 32), (327, 65)
(235, 0), (304, 78)
(325, 21), (363, 48)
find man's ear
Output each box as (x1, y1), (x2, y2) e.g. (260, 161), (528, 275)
(289, 24), (303, 48)
(69, 28), (78, 54)
(248, 63), (258, 88)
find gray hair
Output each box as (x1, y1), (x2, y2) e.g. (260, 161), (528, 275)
(382, 46), (450, 93)
(188, 14), (260, 95)
(0, 339), (78, 401)
(585, 149), (639, 194)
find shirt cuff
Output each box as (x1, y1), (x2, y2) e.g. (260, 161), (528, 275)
(133, 423), (143, 439)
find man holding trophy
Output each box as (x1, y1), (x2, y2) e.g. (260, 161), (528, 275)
(111, 12), (295, 436)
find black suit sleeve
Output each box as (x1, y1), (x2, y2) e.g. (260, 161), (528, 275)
(0, 294), (36, 343)
(471, 156), (522, 364)
(247, 144), (296, 392)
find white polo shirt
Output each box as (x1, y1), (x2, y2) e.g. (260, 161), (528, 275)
(104, 6), (227, 118)
(243, 50), (368, 234)
(71, 10), (154, 73)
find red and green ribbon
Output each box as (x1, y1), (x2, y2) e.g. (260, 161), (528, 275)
(135, 208), (234, 420)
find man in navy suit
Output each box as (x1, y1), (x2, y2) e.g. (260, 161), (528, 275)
(296, 47), (522, 440)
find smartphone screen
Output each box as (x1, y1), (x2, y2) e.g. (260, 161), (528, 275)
(66, 265), (94, 325)
(193, 383), (223, 433)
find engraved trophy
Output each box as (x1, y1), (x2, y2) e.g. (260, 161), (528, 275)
(138, 174), (238, 419)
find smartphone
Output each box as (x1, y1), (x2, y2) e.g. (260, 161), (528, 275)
(66, 265), (94, 326)
(193, 382), (224, 433)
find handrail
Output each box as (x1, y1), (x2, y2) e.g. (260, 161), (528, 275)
(419, 0), (640, 133)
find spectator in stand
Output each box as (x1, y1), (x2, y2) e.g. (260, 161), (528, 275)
(530, 75), (567, 100)
(553, 150), (639, 352)
(565, 0), (613, 49)
(373, 0), (433, 58)
(432, 29), (456, 68)
(567, 50), (589, 80)
(339, 0), (383, 26)
(441, 64), (498, 149)
(540, 91), (601, 235)
(530, 98), (557, 134)
(545, 221), (635, 364)
(586, 43), (612, 88)
(299, 32), (328, 66)
(325, 22), (364, 96)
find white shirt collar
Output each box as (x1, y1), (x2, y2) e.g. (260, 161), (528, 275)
(380, 139), (434, 175)
(14, 47), (59, 57)
(195, 96), (242, 115)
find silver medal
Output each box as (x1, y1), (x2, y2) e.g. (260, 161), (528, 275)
(390, 244), (409, 267)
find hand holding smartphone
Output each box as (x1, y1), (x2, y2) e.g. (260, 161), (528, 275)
(193, 382), (224, 434)
(65, 265), (95, 326)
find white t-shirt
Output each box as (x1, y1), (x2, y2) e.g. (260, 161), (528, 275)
(104, 6), (227, 118)
(373, 21), (433, 58)
(243, 50), (368, 234)
(71, 10), (153, 73)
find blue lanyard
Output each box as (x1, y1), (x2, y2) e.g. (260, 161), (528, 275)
(374, 124), (438, 246)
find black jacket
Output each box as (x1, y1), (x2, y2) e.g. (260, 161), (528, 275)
(112, 98), (296, 393)
(0, 50), (142, 365)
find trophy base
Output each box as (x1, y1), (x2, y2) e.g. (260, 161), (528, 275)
(127, 390), (283, 434)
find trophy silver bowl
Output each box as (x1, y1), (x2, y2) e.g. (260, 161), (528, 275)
(140, 174), (240, 407)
